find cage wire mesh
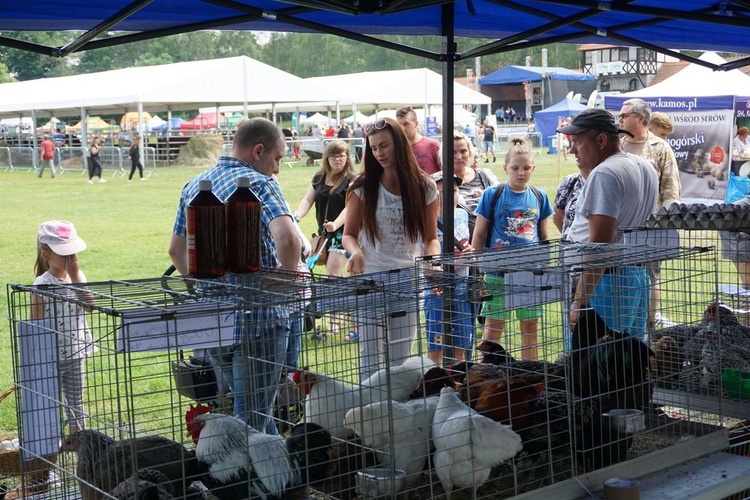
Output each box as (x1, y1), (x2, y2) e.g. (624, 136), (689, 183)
(411, 234), (736, 498)
(8, 229), (750, 499)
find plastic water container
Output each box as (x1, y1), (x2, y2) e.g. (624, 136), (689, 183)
(225, 176), (261, 273)
(186, 179), (226, 278)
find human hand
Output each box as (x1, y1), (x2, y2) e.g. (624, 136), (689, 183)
(569, 298), (589, 332)
(65, 254), (81, 278)
(347, 252), (365, 276)
(323, 221), (335, 233)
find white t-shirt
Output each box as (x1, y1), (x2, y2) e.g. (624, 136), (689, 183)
(33, 271), (95, 360)
(353, 181), (438, 273)
(567, 152), (658, 243)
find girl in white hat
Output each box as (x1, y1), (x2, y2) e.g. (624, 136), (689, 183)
(30, 220), (96, 433)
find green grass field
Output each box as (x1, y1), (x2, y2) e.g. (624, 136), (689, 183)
(0, 150), (580, 433)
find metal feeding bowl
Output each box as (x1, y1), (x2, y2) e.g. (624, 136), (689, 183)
(356, 467), (407, 498)
(603, 409), (646, 434)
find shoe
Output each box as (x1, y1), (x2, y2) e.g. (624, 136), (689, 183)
(140, 178), (147, 181)
(128, 179), (132, 182)
(484, 159), (489, 164)
(492, 157), (496, 163)
(87, 180), (94, 184)
(99, 178), (107, 183)
(654, 312), (676, 329)
(344, 331), (359, 342)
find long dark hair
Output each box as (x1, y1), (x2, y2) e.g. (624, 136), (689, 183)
(350, 117), (430, 244)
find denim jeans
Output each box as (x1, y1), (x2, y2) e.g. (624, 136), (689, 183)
(207, 320), (289, 435)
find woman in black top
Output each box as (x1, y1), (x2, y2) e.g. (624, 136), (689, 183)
(295, 140), (357, 336)
(295, 139), (356, 278)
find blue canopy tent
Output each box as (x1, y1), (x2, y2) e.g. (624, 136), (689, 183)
(480, 66), (594, 86)
(534, 98), (589, 147)
(480, 66), (595, 111)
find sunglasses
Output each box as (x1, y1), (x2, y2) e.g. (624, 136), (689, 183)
(618, 112), (638, 120)
(365, 119), (388, 135)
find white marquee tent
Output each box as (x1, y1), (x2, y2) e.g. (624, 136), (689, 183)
(0, 56), (337, 120)
(209, 68), (490, 117)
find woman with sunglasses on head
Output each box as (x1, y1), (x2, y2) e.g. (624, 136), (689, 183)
(343, 117), (440, 380)
(294, 140), (357, 336)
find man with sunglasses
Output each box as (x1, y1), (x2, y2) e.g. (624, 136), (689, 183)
(396, 105), (442, 175)
(619, 98), (681, 329)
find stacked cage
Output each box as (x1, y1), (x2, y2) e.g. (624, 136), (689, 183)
(417, 236), (732, 498)
(7, 268), (395, 500)
(644, 204), (750, 426)
(8, 230), (746, 499)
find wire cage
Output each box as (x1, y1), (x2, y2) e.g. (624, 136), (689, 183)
(6, 268), (396, 500)
(412, 235), (740, 498)
(8, 227), (750, 500)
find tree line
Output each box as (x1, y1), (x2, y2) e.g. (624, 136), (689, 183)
(0, 31), (582, 83)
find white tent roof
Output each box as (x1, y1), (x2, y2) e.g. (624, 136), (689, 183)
(0, 56), (337, 119)
(624, 52), (750, 97)
(300, 112), (332, 126)
(370, 106), (477, 127)
(210, 67), (490, 115)
(307, 68), (490, 108)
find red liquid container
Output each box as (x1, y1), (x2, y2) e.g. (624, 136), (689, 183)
(186, 179), (226, 278)
(225, 176), (261, 273)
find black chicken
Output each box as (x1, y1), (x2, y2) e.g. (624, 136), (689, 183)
(109, 468), (175, 500)
(525, 308), (653, 470)
(61, 429), (200, 500)
(186, 404), (332, 500)
(521, 388), (632, 470)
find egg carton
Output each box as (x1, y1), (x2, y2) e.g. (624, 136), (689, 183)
(646, 203), (750, 230)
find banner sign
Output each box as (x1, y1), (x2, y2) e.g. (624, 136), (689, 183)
(606, 95), (735, 201)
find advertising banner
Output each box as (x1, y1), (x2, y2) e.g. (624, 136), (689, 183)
(606, 95), (735, 201)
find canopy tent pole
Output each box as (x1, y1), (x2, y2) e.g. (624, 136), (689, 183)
(440, 2), (457, 362)
(31, 110), (38, 169)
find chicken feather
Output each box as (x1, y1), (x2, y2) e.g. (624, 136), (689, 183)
(432, 387), (522, 499)
(343, 396), (439, 485)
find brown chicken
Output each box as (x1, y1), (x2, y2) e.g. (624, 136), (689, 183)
(408, 366), (459, 399)
(650, 335), (682, 380)
(458, 373), (543, 431)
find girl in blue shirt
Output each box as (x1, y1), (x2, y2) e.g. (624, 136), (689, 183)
(471, 137), (553, 360)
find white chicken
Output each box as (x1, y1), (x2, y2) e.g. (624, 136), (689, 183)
(343, 396), (439, 486)
(361, 356), (436, 403)
(293, 356), (435, 440)
(185, 404), (331, 500)
(432, 387), (523, 500)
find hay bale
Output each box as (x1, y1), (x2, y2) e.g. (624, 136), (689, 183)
(176, 134), (224, 167)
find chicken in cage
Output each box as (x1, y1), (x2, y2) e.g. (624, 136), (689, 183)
(9, 234), (750, 499)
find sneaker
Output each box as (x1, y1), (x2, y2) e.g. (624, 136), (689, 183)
(140, 177), (147, 181)
(99, 178), (107, 183)
(484, 159), (489, 164)
(128, 179), (132, 183)
(654, 312), (677, 329)
(87, 180), (94, 184)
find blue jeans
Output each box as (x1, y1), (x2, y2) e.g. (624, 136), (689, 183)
(285, 310), (304, 371)
(207, 320), (289, 435)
